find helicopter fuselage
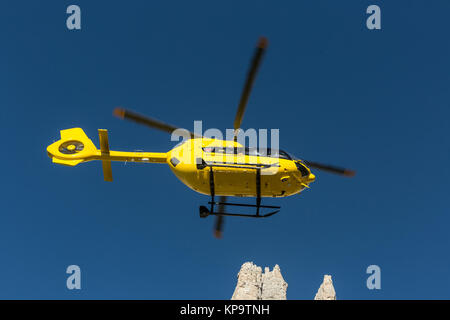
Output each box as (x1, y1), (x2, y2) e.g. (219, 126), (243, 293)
(166, 138), (315, 198)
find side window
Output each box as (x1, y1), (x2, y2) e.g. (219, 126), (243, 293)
(203, 147), (248, 155)
(203, 147), (214, 153)
(202, 147), (230, 154)
(245, 147), (260, 156)
(223, 147), (240, 155)
(258, 148), (291, 159)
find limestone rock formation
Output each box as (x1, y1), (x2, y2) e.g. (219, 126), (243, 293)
(314, 275), (336, 300)
(261, 265), (288, 300)
(231, 262), (337, 300)
(231, 262), (287, 300)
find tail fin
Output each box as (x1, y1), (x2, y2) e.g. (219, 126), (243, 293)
(47, 128), (113, 181)
(47, 128), (98, 166)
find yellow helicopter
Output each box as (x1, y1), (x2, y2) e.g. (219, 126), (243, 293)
(46, 37), (355, 238)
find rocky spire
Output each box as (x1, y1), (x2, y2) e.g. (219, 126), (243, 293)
(231, 262), (287, 300)
(261, 265), (288, 300)
(314, 275), (336, 300)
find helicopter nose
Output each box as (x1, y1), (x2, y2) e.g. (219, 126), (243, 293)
(307, 173), (315, 182)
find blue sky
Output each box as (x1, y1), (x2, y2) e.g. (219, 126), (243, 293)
(1, 1), (449, 299)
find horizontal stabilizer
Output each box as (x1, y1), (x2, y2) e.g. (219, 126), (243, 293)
(51, 157), (84, 167)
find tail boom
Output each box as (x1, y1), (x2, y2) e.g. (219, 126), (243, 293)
(47, 128), (167, 181)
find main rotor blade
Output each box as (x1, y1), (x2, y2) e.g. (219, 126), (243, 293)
(113, 107), (198, 138)
(233, 37), (268, 132)
(214, 196), (227, 239)
(303, 160), (356, 177)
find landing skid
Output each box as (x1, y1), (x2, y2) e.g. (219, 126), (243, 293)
(200, 202), (280, 218)
(199, 164), (281, 219)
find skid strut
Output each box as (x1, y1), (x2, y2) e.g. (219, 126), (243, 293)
(199, 162), (280, 218)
